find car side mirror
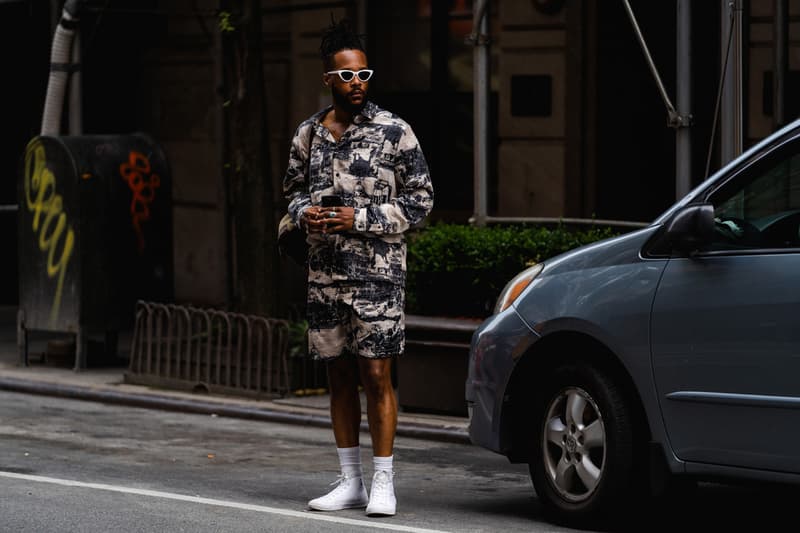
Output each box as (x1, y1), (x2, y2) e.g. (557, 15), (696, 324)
(662, 203), (715, 253)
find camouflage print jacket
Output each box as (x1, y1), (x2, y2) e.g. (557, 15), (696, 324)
(283, 101), (434, 285)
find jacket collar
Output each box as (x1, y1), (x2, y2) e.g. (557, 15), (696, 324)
(357, 101), (379, 121)
(313, 101), (379, 126)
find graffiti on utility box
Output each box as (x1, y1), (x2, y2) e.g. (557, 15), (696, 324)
(120, 150), (161, 253)
(18, 133), (172, 335)
(23, 139), (75, 326)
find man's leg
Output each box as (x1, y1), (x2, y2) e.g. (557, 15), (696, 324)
(359, 357), (398, 516)
(357, 357), (397, 456)
(327, 354), (362, 447)
(308, 354), (369, 511)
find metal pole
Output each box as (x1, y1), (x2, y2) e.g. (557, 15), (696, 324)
(675, 0), (692, 199)
(720, 0), (743, 164)
(69, 31), (82, 135)
(216, 2), (234, 307)
(774, 0), (788, 130)
(471, 0), (490, 226)
(623, 0), (692, 197)
(621, 0), (677, 117)
(733, 0), (743, 156)
(482, 215), (649, 229)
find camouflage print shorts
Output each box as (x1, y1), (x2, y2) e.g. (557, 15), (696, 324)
(306, 281), (405, 360)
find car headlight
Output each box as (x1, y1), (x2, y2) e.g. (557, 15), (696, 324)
(494, 263), (544, 314)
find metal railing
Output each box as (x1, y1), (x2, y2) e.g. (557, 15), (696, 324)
(126, 300), (291, 398)
(469, 215), (650, 229)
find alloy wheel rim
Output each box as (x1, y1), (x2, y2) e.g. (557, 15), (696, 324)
(542, 386), (606, 502)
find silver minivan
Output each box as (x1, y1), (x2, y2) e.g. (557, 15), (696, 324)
(465, 117), (800, 527)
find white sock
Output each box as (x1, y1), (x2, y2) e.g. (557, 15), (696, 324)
(373, 454), (393, 474)
(337, 446), (363, 478)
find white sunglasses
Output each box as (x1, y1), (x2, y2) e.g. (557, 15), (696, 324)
(326, 69), (374, 82)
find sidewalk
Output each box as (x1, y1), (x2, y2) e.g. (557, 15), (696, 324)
(0, 307), (470, 444)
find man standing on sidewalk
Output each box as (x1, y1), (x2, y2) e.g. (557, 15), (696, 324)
(282, 18), (433, 517)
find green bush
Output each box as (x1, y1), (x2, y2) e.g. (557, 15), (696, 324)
(406, 222), (620, 318)
(287, 319), (309, 358)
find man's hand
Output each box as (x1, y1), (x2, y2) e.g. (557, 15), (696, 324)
(301, 206), (355, 233)
(320, 206), (354, 233)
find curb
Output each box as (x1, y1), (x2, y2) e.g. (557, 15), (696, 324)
(0, 376), (471, 445)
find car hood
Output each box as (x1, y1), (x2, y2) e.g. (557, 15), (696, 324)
(534, 225), (662, 280)
(511, 224), (669, 377)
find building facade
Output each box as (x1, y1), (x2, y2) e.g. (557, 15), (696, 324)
(2, 0), (797, 315)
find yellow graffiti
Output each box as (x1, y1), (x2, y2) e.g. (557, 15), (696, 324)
(24, 140), (75, 326)
(120, 150), (161, 253)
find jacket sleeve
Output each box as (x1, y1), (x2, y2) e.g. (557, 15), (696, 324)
(283, 122), (314, 224)
(352, 125), (434, 235)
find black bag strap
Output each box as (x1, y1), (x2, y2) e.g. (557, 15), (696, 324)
(305, 122), (314, 181)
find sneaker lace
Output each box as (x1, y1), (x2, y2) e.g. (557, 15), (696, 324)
(330, 473), (347, 487)
(329, 473), (349, 488)
(372, 470), (394, 496)
(327, 473), (358, 495)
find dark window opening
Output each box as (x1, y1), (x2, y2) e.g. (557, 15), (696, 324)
(511, 75), (552, 117)
(762, 70), (800, 121)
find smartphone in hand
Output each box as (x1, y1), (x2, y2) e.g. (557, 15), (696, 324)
(320, 194), (342, 207)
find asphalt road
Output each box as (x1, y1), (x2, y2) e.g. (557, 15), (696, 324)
(0, 390), (571, 533)
(4, 390), (800, 533)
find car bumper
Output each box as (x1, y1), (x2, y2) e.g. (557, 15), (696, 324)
(466, 307), (538, 453)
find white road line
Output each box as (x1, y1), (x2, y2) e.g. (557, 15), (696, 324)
(0, 471), (451, 533)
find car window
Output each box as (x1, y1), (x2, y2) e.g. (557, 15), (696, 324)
(708, 146), (800, 250)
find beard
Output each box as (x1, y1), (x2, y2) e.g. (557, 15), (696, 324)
(332, 86), (367, 114)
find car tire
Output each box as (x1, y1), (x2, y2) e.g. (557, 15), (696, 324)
(529, 361), (640, 527)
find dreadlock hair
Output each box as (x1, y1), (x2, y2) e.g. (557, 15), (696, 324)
(319, 16), (365, 70)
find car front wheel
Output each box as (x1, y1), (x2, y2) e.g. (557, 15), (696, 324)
(529, 361), (640, 527)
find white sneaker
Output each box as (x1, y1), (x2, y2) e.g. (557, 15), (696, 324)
(308, 474), (368, 511)
(366, 470), (396, 517)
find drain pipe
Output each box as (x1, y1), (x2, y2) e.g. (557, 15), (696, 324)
(468, 0), (490, 227)
(41, 0), (85, 136)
